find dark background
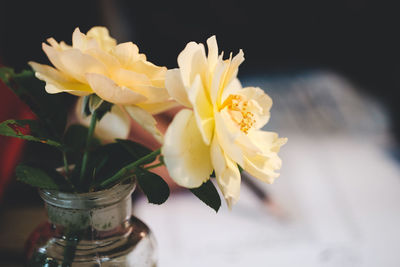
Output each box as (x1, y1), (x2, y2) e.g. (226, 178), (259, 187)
(1, 0), (400, 140)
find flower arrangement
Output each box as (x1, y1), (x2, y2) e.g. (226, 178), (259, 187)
(0, 26), (287, 212)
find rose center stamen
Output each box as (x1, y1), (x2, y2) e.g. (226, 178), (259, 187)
(221, 94), (256, 134)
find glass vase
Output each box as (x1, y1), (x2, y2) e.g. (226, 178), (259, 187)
(24, 180), (157, 266)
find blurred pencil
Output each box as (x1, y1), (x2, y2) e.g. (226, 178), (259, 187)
(241, 172), (286, 218)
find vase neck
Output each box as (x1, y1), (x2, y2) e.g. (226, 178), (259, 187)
(40, 182), (135, 233)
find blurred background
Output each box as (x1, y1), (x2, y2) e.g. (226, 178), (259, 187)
(1, 0), (400, 266)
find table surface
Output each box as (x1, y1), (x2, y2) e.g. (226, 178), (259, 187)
(134, 71), (400, 267)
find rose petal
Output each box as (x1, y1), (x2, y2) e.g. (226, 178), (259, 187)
(42, 43), (74, 80)
(219, 108), (261, 157)
(76, 99), (130, 141)
(238, 87), (272, 129)
(113, 68), (152, 87)
(220, 77), (242, 104)
(163, 109), (213, 188)
(221, 49), (245, 90)
(72, 27), (99, 51)
(112, 42), (146, 67)
(206, 36), (219, 72)
(210, 58), (227, 105)
(58, 49), (108, 83)
(29, 61), (92, 96)
(211, 136), (241, 209)
(177, 41), (207, 87)
(133, 85), (171, 104)
(46, 37), (68, 51)
(137, 100), (180, 115)
(86, 73), (147, 105)
(243, 130), (287, 183)
(124, 105), (163, 143)
(188, 74), (214, 145)
(112, 68), (170, 103)
(85, 48), (120, 71)
(214, 111), (244, 166)
(243, 155), (279, 184)
(150, 78), (167, 88)
(128, 60), (167, 82)
(86, 26), (117, 52)
(165, 68), (191, 107)
(246, 130), (287, 158)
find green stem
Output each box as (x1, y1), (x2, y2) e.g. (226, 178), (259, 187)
(99, 148), (161, 189)
(63, 152), (69, 175)
(79, 110), (98, 187)
(61, 152), (77, 192)
(145, 162), (164, 170)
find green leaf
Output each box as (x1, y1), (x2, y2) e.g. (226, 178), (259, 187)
(0, 119), (64, 149)
(22, 142), (64, 170)
(88, 94), (103, 113)
(63, 124), (100, 151)
(81, 94), (113, 121)
(81, 95), (91, 117)
(63, 124), (101, 178)
(158, 155), (164, 165)
(79, 143), (138, 189)
(94, 143), (138, 178)
(0, 67), (17, 86)
(0, 67), (14, 82)
(238, 164), (244, 173)
(64, 124), (90, 151)
(0, 67), (74, 137)
(95, 100), (113, 121)
(16, 164), (72, 191)
(190, 180), (221, 212)
(136, 168), (170, 204)
(115, 139), (154, 164)
(97, 148), (161, 190)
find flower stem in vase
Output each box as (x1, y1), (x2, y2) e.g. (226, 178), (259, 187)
(79, 109), (98, 189)
(99, 148), (161, 189)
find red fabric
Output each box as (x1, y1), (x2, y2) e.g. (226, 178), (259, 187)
(0, 75), (35, 201)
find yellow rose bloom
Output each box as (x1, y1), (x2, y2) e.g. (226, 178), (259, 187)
(162, 36), (287, 207)
(29, 26), (177, 142)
